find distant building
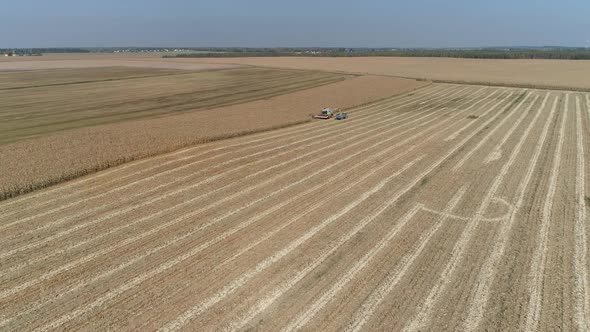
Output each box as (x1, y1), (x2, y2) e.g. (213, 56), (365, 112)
(4, 51), (14, 56)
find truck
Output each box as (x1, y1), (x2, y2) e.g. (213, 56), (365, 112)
(335, 112), (348, 120)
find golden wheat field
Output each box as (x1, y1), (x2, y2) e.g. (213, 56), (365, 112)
(1, 83), (589, 331)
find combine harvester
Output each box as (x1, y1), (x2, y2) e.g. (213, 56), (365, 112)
(313, 107), (347, 120)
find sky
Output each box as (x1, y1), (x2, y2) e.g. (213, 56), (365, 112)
(1, 0), (590, 48)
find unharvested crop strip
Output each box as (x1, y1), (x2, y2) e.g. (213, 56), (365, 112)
(0, 87), (474, 261)
(573, 95), (589, 331)
(403, 92), (553, 332)
(524, 93), (567, 331)
(461, 93), (557, 331)
(342, 186), (467, 332)
(0, 84), (447, 217)
(158, 89), (521, 331)
(452, 90), (532, 171)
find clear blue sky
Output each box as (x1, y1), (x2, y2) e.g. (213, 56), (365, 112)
(1, 0), (589, 48)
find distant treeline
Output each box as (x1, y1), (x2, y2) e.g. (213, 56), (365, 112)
(166, 48), (590, 60)
(1, 48), (90, 55)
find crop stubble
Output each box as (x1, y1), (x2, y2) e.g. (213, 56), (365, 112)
(0, 84), (588, 331)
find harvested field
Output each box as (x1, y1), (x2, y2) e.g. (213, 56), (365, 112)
(0, 67), (188, 90)
(1, 83), (588, 331)
(181, 56), (590, 91)
(0, 66), (347, 144)
(6, 54), (590, 90)
(0, 58), (242, 71)
(0, 74), (426, 200)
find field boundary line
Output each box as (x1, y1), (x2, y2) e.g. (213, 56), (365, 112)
(342, 186), (467, 332)
(403, 92), (552, 332)
(461, 93), (558, 331)
(574, 95), (589, 331)
(524, 92), (567, 331)
(158, 88), (522, 331)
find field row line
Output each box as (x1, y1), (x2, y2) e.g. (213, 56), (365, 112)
(573, 95), (589, 331)
(524, 93), (568, 331)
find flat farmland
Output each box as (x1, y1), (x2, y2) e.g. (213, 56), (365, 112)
(1, 84), (589, 331)
(0, 67), (190, 90)
(184, 56), (590, 91)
